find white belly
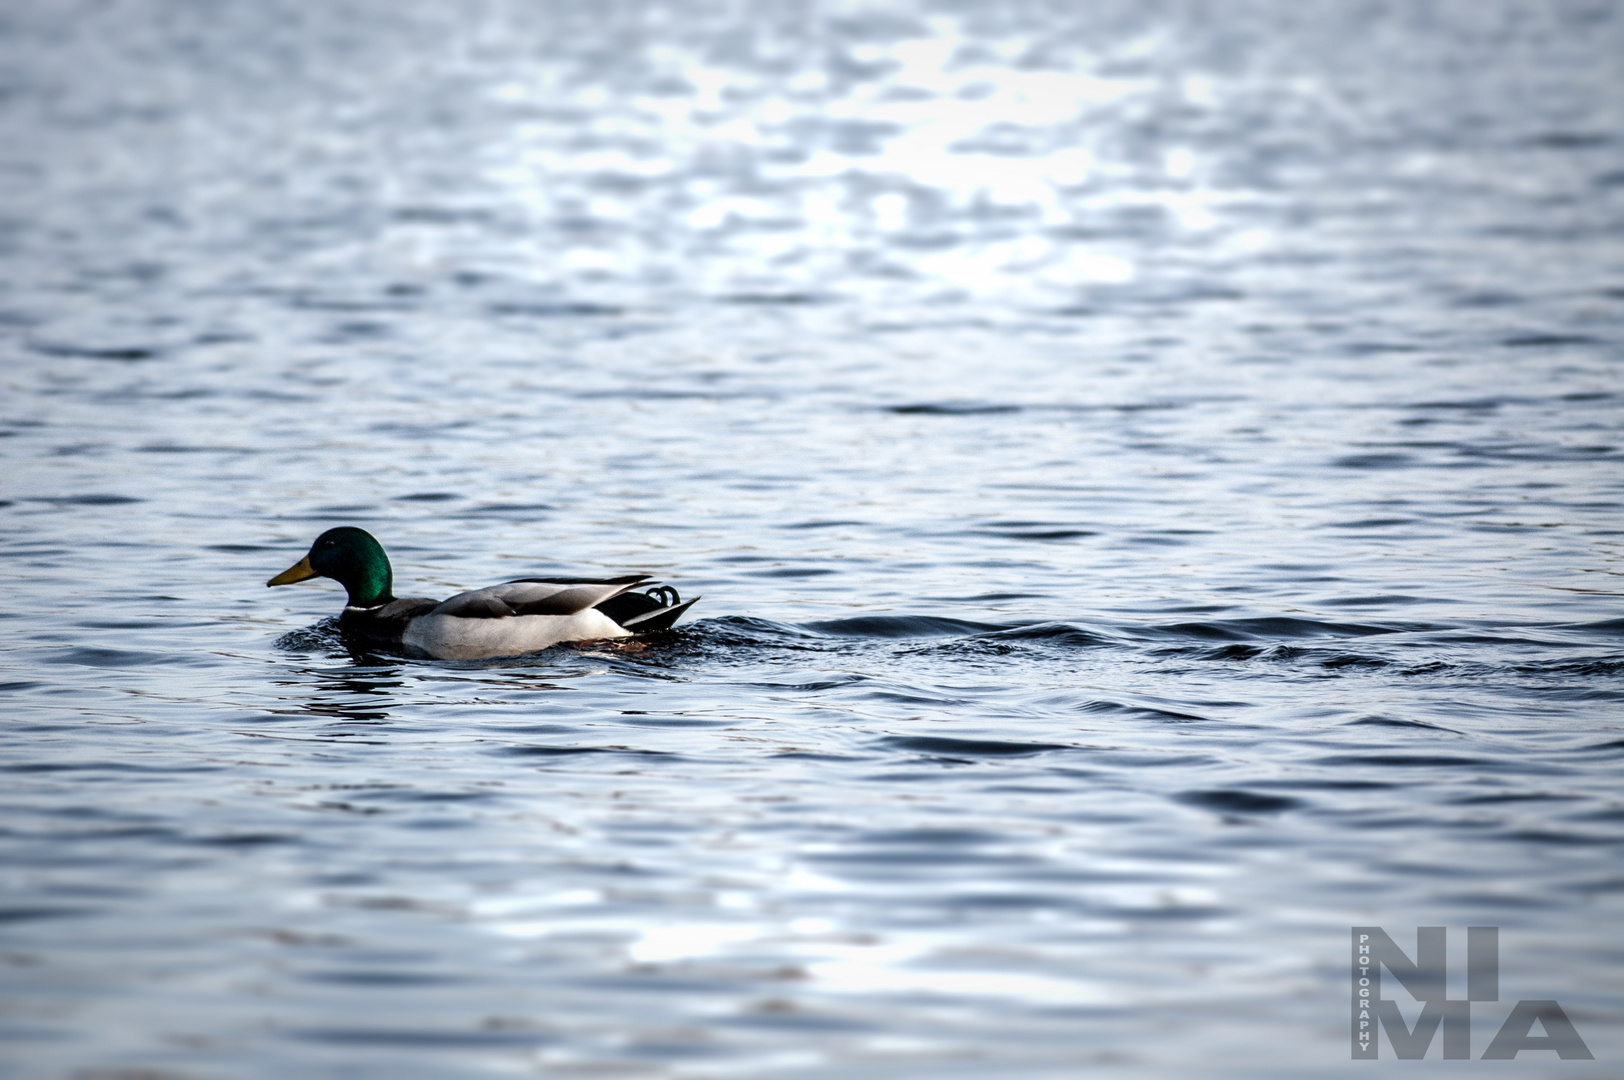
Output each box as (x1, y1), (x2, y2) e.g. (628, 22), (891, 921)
(401, 608), (631, 660)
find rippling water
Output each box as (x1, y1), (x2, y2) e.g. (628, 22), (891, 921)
(3, 1), (1623, 1076)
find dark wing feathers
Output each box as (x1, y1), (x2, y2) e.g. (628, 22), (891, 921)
(432, 592), (516, 618)
(507, 585), (630, 616)
(431, 578), (650, 619)
(421, 575), (696, 630)
(510, 575), (654, 586)
(376, 597), (441, 620)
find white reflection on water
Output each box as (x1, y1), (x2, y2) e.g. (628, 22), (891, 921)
(810, 962), (1110, 1007)
(476, 11), (1251, 300)
(476, 864), (1227, 1010)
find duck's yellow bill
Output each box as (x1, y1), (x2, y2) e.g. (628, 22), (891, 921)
(267, 555), (317, 587)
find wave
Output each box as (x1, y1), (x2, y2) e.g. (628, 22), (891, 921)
(1136, 617), (1414, 641)
(878, 735), (1074, 758)
(1175, 789), (1303, 815)
(274, 618), (347, 653)
(803, 615), (1005, 638)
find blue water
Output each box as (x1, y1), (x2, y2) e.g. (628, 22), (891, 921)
(3, 1), (1622, 1076)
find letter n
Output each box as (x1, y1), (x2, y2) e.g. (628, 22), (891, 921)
(1482, 1000), (1594, 1060)
(1355, 926), (1445, 1002)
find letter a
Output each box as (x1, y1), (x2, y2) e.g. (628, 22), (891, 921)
(1482, 1000), (1594, 1060)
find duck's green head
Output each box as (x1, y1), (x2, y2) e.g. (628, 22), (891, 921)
(267, 526), (395, 607)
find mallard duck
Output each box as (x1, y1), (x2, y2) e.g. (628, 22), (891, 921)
(267, 526), (697, 660)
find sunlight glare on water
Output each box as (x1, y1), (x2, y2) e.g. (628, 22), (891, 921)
(481, 10), (1179, 301)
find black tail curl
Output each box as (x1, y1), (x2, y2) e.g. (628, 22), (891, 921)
(595, 585), (695, 631)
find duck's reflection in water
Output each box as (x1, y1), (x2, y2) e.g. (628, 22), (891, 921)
(271, 663), (405, 725)
(268, 651), (602, 730)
